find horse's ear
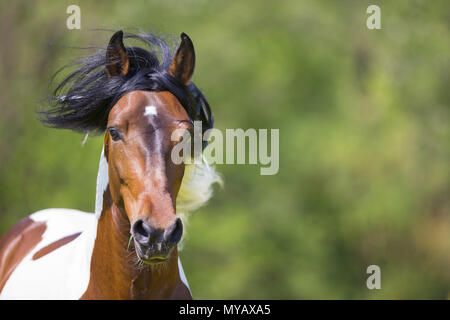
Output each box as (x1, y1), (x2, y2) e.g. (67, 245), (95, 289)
(105, 30), (130, 77)
(169, 33), (195, 85)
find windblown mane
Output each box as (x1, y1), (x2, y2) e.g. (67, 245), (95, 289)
(40, 30), (212, 135)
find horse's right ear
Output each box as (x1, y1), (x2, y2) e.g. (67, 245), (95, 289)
(105, 31), (130, 77)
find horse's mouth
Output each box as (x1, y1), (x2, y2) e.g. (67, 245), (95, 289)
(135, 244), (170, 265)
(140, 256), (169, 265)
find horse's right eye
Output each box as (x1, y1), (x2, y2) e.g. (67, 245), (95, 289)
(108, 128), (122, 141)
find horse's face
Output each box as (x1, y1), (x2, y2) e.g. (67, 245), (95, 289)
(104, 32), (196, 264)
(105, 91), (191, 263)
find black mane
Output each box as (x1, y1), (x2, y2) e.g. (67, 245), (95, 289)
(40, 31), (213, 135)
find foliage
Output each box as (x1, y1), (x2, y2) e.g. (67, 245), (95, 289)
(0, 0), (448, 298)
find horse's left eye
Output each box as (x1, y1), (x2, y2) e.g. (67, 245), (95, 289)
(108, 128), (122, 141)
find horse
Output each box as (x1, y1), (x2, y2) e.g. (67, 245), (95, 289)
(0, 30), (221, 299)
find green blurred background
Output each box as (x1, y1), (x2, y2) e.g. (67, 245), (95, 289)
(0, 0), (448, 299)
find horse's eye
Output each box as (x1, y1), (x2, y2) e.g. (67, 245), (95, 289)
(108, 128), (122, 141)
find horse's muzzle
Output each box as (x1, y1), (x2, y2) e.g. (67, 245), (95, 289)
(131, 218), (183, 264)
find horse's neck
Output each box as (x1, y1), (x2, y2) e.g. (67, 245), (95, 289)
(82, 187), (180, 299)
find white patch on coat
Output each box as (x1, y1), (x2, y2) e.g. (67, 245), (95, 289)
(0, 208), (98, 300)
(144, 105), (157, 117)
(95, 148), (108, 219)
(178, 257), (191, 294)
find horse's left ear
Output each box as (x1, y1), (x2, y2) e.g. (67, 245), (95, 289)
(169, 33), (195, 85)
(106, 30), (130, 77)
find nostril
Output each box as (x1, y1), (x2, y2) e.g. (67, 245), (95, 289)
(132, 218), (153, 244)
(164, 218), (183, 245)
